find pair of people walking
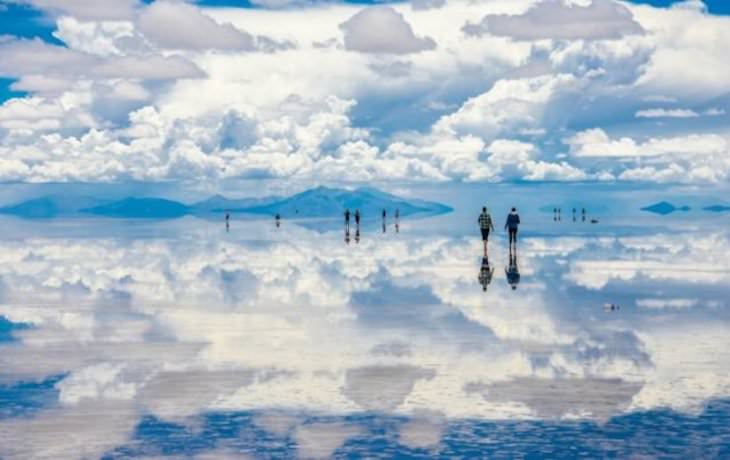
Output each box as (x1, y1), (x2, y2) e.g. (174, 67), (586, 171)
(478, 206), (521, 254)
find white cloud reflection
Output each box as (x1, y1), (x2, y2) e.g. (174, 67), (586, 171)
(0, 221), (728, 458)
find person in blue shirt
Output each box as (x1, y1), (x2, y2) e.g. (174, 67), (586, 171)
(505, 207), (521, 250)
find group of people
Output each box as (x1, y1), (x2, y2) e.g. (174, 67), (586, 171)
(478, 207), (521, 254)
(344, 208), (401, 242)
(553, 207), (596, 223)
(477, 206), (522, 291)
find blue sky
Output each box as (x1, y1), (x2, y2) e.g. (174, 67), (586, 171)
(0, 0), (728, 187)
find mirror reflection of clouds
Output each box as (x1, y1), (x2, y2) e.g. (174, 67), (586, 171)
(0, 222), (728, 458)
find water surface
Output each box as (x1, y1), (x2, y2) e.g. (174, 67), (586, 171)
(1, 184), (729, 459)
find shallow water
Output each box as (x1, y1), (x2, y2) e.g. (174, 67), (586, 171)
(1, 184), (729, 459)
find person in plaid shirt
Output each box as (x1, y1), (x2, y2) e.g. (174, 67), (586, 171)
(478, 206), (495, 255)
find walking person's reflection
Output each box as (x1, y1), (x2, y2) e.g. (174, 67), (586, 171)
(478, 255), (494, 292)
(275, 213), (281, 228)
(345, 227), (351, 244)
(355, 229), (360, 244)
(225, 210), (230, 232)
(506, 249), (521, 290)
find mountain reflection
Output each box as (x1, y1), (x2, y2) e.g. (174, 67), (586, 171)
(0, 221), (729, 458)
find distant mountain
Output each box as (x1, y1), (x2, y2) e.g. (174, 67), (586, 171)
(640, 201), (690, 215)
(704, 205), (730, 212)
(0, 195), (108, 218)
(0, 187), (451, 220)
(190, 194), (281, 214)
(239, 186), (452, 218)
(82, 198), (190, 218)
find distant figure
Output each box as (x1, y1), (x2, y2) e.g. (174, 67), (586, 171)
(355, 209), (361, 229)
(478, 256), (495, 292)
(591, 218), (599, 224)
(395, 222), (400, 233)
(506, 252), (520, 290)
(382, 209), (387, 233)
(558, 207), (562, 222)
(553, 207), (557, 222)
(572, 207), (577, 222)
(395, 208), (400, 224)
(582, 208), (586, 222)
(478, 206), (495, 255)
(603, 303), (620, 312)
(275, 213), (281, 228)
(505, 207), (521, 250)
(225, 211), (230, 231)
(344, 209), (351, 231)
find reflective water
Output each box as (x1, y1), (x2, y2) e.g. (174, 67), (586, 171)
(1, 185), (729, 459)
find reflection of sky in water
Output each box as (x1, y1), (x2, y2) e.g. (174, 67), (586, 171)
(0, 186), (729, 458)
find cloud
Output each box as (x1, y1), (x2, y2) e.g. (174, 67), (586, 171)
(465, 377), (643, 420)
(636, 108), (699, 118)
(636, 298), (699, 309)
(463, 0), (644, 41)
(411, 0), (446, 11)
(565, 128), (728, 158)
(432, 74), (576, 140)
(137, 1), (289, 52)
(339, 6), (436, 54)
(9, 0), (140, 20)
(0, 38), (205, 81)
(295, 422), (363, 459)
(635, 108), (726, 118)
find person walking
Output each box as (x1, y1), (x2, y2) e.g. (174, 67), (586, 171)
(225, 211), (230, 231)
(478, 207), (495, 255)
(354, 209), (361, 229)
(344, 208), (351, 232)
(505, 207), (521, 250)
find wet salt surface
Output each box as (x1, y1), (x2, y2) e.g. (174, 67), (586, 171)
(0, 188), (729, 459)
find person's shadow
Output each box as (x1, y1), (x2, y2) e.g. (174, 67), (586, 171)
(479, 255), (495, 292)
(506, 248), (521, 290)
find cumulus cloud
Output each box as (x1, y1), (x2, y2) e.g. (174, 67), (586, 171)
(0, 38), (205, 81)
(0, 0), (728, 185)
(137, 1), (290, 52)
(432, 74), (576, 140)
(565, 128), (727, 157)
(339, 6), (436, 54)
(463, 0), (644, 41)
(8, 0), (140, 20)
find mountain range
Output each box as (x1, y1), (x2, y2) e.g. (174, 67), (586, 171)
(0, 187), (451, 219)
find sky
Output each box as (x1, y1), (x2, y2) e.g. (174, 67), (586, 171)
(0, 0), (729, 189)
